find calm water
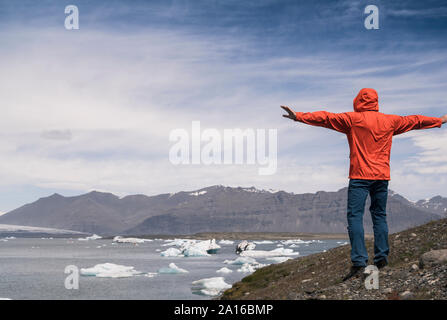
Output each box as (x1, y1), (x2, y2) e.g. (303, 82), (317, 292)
(0, 238), (346, 300)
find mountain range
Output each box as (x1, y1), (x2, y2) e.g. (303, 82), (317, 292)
(0, 185), (445, 236)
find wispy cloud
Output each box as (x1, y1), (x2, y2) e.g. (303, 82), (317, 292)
(0, 0), (446, 210)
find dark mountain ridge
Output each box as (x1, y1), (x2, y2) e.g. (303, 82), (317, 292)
(0, 185), (445, 236)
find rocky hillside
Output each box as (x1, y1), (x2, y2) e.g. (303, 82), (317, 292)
(221, 218), (447, 300)
(0, 185), (445, 235)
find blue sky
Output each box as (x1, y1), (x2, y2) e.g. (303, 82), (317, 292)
(0, 0), (446, 211)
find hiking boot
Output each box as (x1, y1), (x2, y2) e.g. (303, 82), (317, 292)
(374, 259), (388, 269)
(342, 266), (365, 282)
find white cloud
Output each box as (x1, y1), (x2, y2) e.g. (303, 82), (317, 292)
(0, 24), (446, 210)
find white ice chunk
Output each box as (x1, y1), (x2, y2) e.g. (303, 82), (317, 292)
(145, 272), (157, 278)
(253, 240), (275, 244)
(266, 256), (293, 263)
(240, 247), (299, 258)
(182, 246), (210, 257)
(160, 247), (183, 257)
(112, 236), (149, 244)
(161, 239), (220, 256)
(237, 263), (256, 273)
(78, 234), (102, 241)
(80, 263), (142, 278)
(223, 256), (257, 265)
(281, 239), (313, 245)
(218, 240), (234, 245)
(162, 239), (190, 247)
(158, 263), (189, 274)
(216, 267), (233, 274)
(191, 277), (231, 296)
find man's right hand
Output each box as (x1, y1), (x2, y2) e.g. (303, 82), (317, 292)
(281, 106), (297, 121)
(442, 114), (447, 123)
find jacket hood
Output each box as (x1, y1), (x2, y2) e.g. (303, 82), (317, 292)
(353, 88), (378, 112)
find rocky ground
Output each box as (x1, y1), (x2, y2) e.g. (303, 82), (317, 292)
(221, 218), (447, 300)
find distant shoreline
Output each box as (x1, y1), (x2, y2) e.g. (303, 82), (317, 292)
(120, 232), (367, 240)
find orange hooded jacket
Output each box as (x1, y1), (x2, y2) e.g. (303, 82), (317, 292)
(294, 88), (443, 180)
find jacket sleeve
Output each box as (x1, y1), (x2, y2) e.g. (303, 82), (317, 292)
(294, 111), (352, 133)
(393, 115), (443, 136)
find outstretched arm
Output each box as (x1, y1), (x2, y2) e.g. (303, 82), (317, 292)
(393, 114), (445, 135)
(281, 105), (352, 133)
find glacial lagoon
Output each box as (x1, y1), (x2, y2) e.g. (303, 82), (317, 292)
(0, 237), (346, 300)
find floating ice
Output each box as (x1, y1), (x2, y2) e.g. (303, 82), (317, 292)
(281, 239), (313, 245)
(145, 272), (157, 278)
(162, 239), (190, 247)
(182, 246), (210, 257)
(113, 236), (150, 244)
(266, 256), (293, 264)
(78, 234), (102, 241)
(0, 298), (12, 300)
(1, 236), (16, 242)
(216, 267), (233, 274)
(191, 277), (231, 296)
(223, 256), (257, 265)
(160, 248), (183, 257)
(253, 240), (275, 244)
(182, 239), (220, 255)
(218, 240), (234, 245)
(80, 263), (142, 278)
(240, 247), (299, 258)
(161, 239), (220, 256)
(158, 263), (189, 274)
(237, 263), (257, 273)
(236, 241), (256, 254)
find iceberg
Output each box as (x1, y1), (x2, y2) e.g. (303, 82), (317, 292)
(182, 246), (210, 257)
(240, 247), (299, 258)
(281, 239), (313, 245)
(145, 272), (157, 278)
(181, 239), (220, 255)
(223, 256), (257, 265)
(112, 236), (149, 244)
(80, 263), (142, 278)
(191, 277), (231, 296)
(216, 267), (233, 274)
(162, 239), (190, 247)
(236, 240), (256, 254)
(237, 263), (257, 273)
(161, 239), (220, 256)
(158, 263), (189, 274)
(160, 248), (183, 257)
(266, 256), (293, 264)
(78, 234), (102, 241)
(253, 240), (275, 244)
(218, 240), (234, 245)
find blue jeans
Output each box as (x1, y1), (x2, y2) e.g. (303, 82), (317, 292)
(347, 179), (389, 267)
